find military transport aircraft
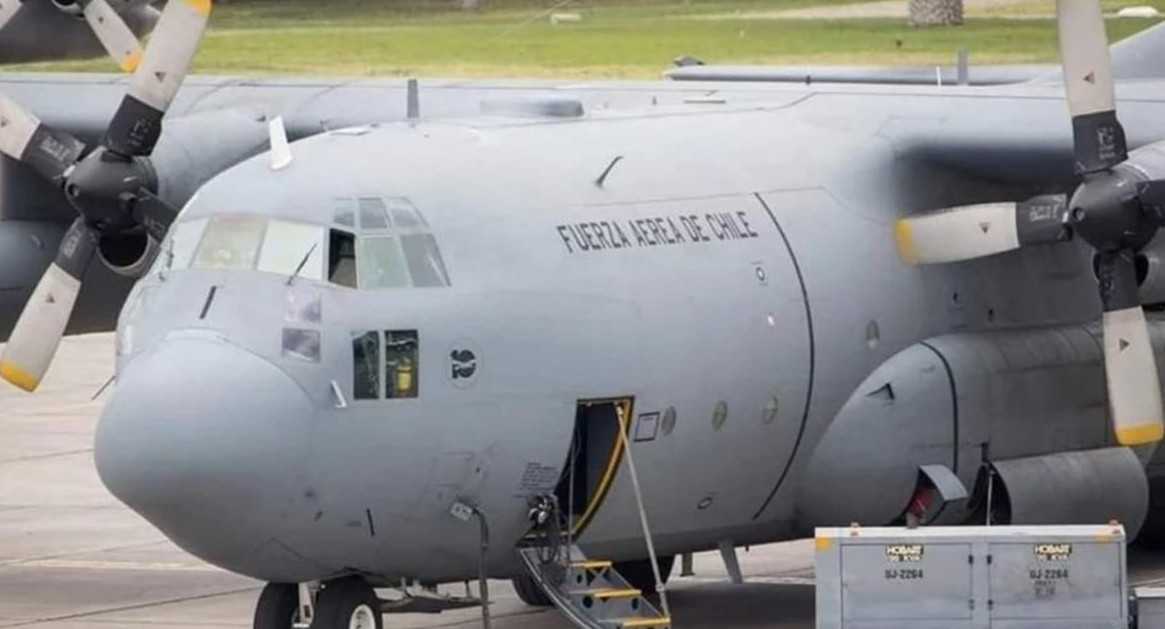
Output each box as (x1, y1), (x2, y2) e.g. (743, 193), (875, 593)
(6, 0), (1165, 628)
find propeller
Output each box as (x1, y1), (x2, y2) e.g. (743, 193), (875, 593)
(0, 0), (210, 392)
(0, 0), (145, 72)
(895, 0), (1165, 446)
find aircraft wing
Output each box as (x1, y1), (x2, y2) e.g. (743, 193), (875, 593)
(665, 64), (1053, 86)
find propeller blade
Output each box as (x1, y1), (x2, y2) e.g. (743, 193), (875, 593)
(0, 219), (98, 392)
(1096, 251), (1165, 445)
(895, 195), (1069, 265)
(0, 93), (87, 182)
(83, 0), (145, 73)
(104, 0), (211, 157)
(1056, 0), (1127, 173)
(0, 0), (22, 32)
(124, 187), (178, 242)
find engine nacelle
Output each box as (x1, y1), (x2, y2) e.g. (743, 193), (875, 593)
(796, 323), (1164, 537)
(97, 230), (157, 279)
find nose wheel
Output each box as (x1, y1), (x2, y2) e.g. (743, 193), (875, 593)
(253, 578), (383, 629)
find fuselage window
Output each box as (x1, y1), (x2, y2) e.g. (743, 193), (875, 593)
(258, 221), (325, 280)
(400, 233), (450, 287)
(358, 236), (410, 289)
(329, 229), (358, 288)
(352, 330), (380, 400)
(385, 330), (418, 399)
(192, 215), (266, 270)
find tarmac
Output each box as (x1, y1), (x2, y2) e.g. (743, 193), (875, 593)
(1, 333), (1164, 628)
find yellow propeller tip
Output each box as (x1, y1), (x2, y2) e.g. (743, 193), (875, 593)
(184, 0), (212, 16)
(0, 361), (40, 392)
(1116, 422), (1164, 446)
(894, 218), (919, 265)
(120, 50), (143, 73)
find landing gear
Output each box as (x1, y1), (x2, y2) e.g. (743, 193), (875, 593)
(254, 578), (382, 629)
(512, 573), (553, 607)
(315, 577), (383, 629)
(253, 583), (298, 629)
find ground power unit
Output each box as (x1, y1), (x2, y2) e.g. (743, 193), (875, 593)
(815, 524), (1127, 629)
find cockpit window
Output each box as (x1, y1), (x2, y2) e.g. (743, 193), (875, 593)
(193, 215), (266, 270)
(359, 197), (391, 232)
(352, 330), (380, 400)
(358, 236), (409, 289)
(388, 198), (424, 229)
(156, 217), (208, 274)
(257, 221), (324, 281)
(328, 230), (357, 288)
(400, 234), (450, 287)
(334, 198), (356, 228)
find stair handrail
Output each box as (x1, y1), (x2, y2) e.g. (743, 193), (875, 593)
(615, 403), (671, 620)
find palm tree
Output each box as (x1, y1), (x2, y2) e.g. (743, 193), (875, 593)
(908, 0), (963, 26)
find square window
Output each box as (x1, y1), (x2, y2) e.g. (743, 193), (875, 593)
(284, 287), (322, 324)
(385, 330), (418, 399)
(282, 328), (321, 363)
(635, 412), (660, 442)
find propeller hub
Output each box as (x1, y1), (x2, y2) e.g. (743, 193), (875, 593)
(63, 147), (156, 232)
(1068, 168), (1156, 253)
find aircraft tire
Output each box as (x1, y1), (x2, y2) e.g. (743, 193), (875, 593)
(511, 574), (553, 607)
(315, 577), (383, 629)
(252, 583), (297, 629)
(614, 555), (675, 595)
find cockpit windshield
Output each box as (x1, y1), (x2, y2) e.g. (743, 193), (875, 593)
(159, 197), (449, 289)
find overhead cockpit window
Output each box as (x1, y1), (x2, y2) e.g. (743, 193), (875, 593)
(193, 215), (267, 270)
(387, 198), (424, 229)
(334, 198), (356, 228)
(358, 236), (409, 289)
(328, 230), (358, 288)
(257, 221), (325, 280)
(352, 330), (380, 400)
(359, 197), (391, 232)
(400, 234), (450, 287)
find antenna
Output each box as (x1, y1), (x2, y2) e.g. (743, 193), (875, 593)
(407, 78), (420, 119)
(268, 116), (292, 171)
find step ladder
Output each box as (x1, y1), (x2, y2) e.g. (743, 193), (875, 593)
(518, 545), (671, 629)
(518, 403), (671, 629)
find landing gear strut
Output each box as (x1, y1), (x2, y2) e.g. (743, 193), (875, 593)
(253, 578), (383, 629)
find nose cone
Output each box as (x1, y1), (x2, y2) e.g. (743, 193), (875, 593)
(96, 336), (314, 577)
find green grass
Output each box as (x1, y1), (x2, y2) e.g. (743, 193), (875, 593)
(7, 0), (1165, 78)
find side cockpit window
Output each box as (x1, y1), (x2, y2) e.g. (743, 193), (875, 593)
(350, 329), (419, 401)
(352, 331), (380, 400)
(329, 230), (358, 288)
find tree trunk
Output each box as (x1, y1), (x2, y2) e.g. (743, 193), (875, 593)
(908, 0), (964, 26)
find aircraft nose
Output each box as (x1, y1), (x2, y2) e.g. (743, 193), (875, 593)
(95, 336), (313, 574)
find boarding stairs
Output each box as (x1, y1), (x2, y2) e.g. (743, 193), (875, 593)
(518, 542), (670, 629)
(517, 399), (671, 629)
